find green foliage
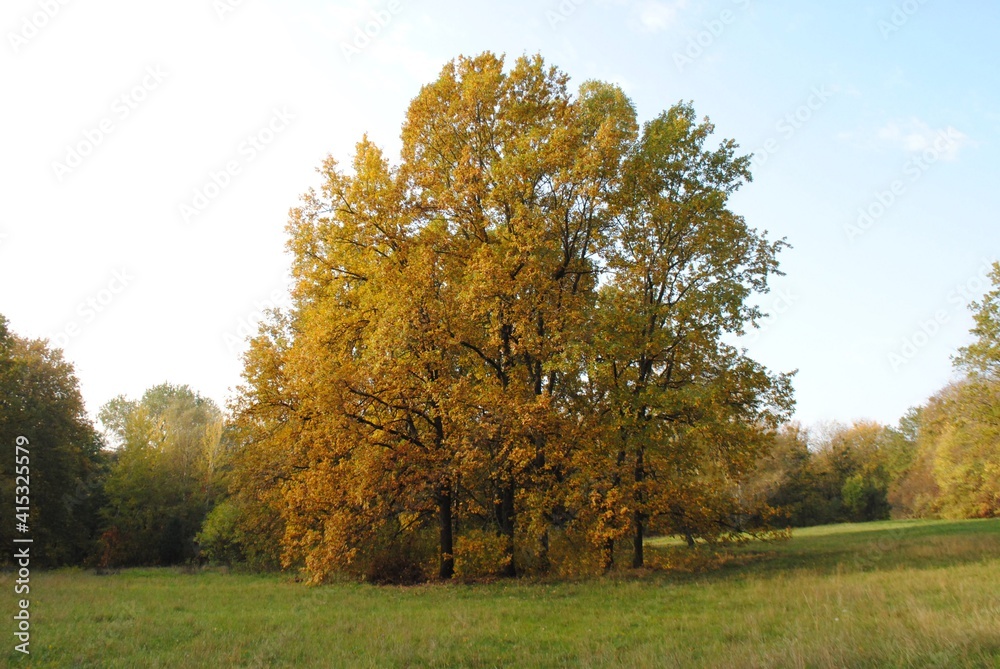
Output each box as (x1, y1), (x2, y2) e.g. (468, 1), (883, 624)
(197, 501), (242, 565)
(198, 500), (254, 567)
(0, 314), (104, 566)
(955, 261), (1000, 380)
(841, 473), (889, 522)
(196, 497), (284, 571)
(748, 422), (901, 526)
(98, 383), (224, 566)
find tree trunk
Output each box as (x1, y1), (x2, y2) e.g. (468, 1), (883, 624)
(538, 526), (551, 574)
(631, 511), (644, 568)
(495, 482), (517, 577)
(437, 489), (454, 580)
(603, 538), (615, 572)
(632, 448), (645, 568)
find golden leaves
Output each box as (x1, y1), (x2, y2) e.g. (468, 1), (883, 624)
(231, 52), (792, 581)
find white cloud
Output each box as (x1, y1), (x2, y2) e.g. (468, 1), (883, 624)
(634, 0), (687, 32)
(601, 0), (687, 33)
(876, 118), (970, 161)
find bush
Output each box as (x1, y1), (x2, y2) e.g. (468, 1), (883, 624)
(197, 500), (245, 566)
(357, 524), (432, 585)
(454, 530), (513, 579)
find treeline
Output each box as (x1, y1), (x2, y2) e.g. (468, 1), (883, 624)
(3, 279), (998, 578)
(2, 53), (997, 583)
(0, 316), (104, 566)
(0, 319), (225, 569)
(749, 419), (916, 526)
(748, 271), (1000, 527)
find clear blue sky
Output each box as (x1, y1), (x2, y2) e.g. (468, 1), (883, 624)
(1, 0), (997, 429)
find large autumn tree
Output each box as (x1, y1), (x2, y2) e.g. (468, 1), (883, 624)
(230, 53), (793, 582)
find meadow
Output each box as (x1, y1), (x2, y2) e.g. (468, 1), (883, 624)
(6, 518), (1000, 668)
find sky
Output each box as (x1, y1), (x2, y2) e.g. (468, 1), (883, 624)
(1, 0), (997, 431)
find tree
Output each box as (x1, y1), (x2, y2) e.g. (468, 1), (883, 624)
(955, 262), (1000, 380)
(584, 103), (793, 566)
(0, 315), (104, 566)
(891, 265), (1000, 520)
(223, 313), (299, 572)
(98, 383), (224, 566)
(396, 57), (651, 577)
(232, 52), (793, 582)
(898, 381), (1000, 519)
(746, 420), (914, 526)
(822, 422), (895, 522)
(743, 423), (814, 524)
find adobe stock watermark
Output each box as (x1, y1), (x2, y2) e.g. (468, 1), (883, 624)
(878, 0), (930, 40)
(7, 0), (72, 54)
(752, 85), (835, 171)
(341, 0), (403, 63)
(13, 435), (32, 655)
(61, 469), (104, 513)
(546, 0), (586, 29)
(844, 127), (963, 243)
(47, 268), (134, 350)
(51, 65), (168, 183)
(213, 0), (247, 20)
(887, 258), (995, 372)
(673, 0), (751, 73)
(851, 523), (910, 572)
(224, 287), (292, 354)
(178, 107), (295, 224)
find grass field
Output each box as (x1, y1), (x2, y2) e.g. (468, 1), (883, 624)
(5, 518), (1000, 668)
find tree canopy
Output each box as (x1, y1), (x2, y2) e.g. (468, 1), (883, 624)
(97, 383), (224, 566)
(0, 315), (103, 566)
(230, 53), (794, 582)
(891, 262), (1000, 519)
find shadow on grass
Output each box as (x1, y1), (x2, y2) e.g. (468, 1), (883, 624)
(643, 518), (1000, 585)
(52, 519), (1000, 591)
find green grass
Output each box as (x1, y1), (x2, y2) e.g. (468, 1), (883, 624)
(4, 518), (1000, 668)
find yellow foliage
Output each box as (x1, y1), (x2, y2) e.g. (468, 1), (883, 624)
(454, 530), (512, 580)
(229, 52), (792, 582)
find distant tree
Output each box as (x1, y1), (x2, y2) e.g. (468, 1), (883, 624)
(749, 421), (908, 526)
(744, 423), (814, 524)
(824, 422), (894, 522)
(955, 262), (1000, 380)
(0, 314), (104, 566)
(98, 383), (224, 566)
(891, 265), (1000, 520)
